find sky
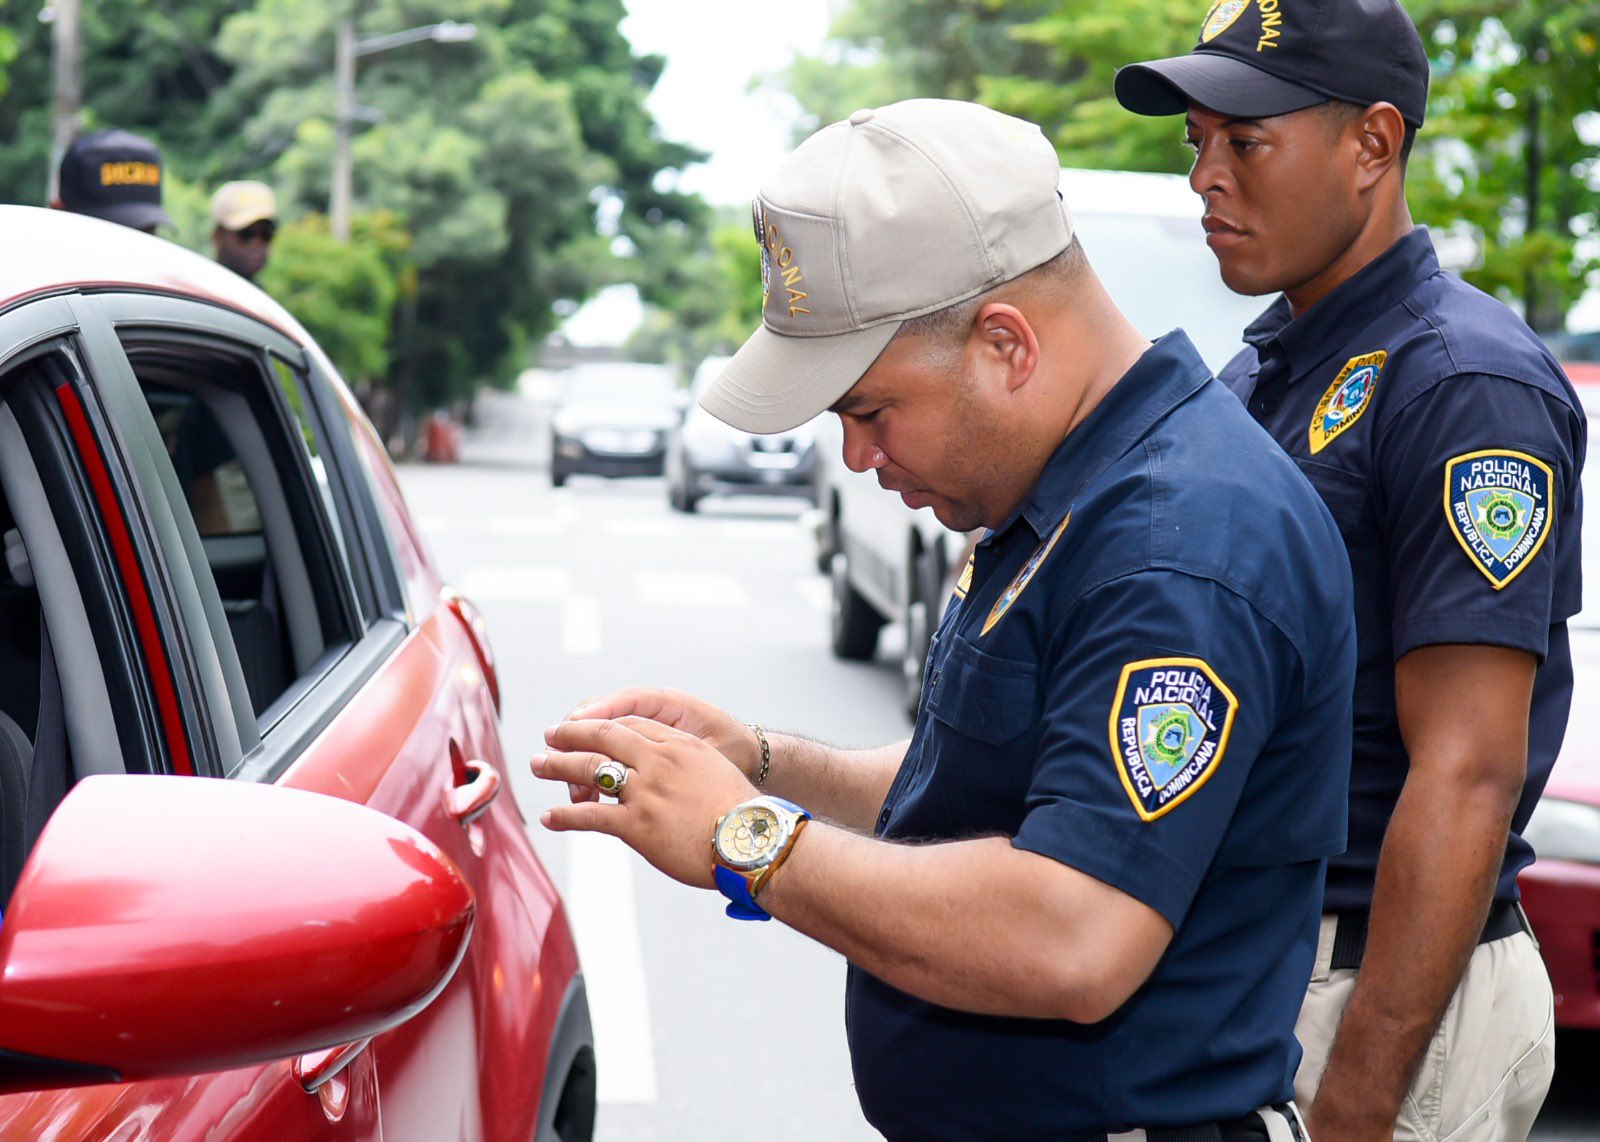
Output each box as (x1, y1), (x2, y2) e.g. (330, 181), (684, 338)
(559, 0), (834, 347)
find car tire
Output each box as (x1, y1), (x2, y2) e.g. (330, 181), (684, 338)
(814, 496), (840, 574)
(551, 465), (568, 488)
(670, 466), (701, 513)
(901, 546), (942, 722)
(830, 549), (884, 661)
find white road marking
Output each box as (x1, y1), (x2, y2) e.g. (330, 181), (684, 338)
(564, 833), (658, 1104)
(488, 516), (568, 536)
(634, 571), (750, 609)
(459, 565), (570, 602)
(603, 518), (684, 539)
(563, 594), (605, 656)
(794, 578), (831, 614)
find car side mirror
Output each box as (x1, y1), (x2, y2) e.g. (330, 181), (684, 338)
(0, 774), (475, 1094)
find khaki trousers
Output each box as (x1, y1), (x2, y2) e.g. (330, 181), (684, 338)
(1294, 916), (1556, 1141)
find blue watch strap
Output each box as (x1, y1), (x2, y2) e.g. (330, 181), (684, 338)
(714, 864), (771, 921)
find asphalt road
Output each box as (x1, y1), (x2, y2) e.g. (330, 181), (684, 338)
(398, 398), (1600, 1140)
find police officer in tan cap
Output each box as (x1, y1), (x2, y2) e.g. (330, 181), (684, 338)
(210, 180), (278, 282)
(529, 98), (1357, 1139)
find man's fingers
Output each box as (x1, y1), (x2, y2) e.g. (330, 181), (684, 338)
(567, 782), (599, 804)
(532, 749), (618, 788)
(541, 800), (625, 835)
(563, 684), (675, 719)
(545, 717), (661, 768)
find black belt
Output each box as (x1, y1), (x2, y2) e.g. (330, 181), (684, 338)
(1330, 899), (1529, 971)
(1084, 1103), (1301, 1142)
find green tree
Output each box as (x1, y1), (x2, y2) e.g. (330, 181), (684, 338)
(256, 212), (403, 386)
(625, 210), (764, 371)
(0, 0), (704, 410)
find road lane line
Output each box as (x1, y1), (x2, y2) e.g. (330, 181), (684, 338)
(563, 594), (604, 656)
(634, 571), (749, 609)
(565, 833), (658, 1104)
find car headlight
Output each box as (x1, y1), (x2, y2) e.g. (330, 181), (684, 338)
(1523, 797), (1600, 865)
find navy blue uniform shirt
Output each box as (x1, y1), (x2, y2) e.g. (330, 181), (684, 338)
(1218, 228), (1586, 910)
(846, 332), (1356, 1139)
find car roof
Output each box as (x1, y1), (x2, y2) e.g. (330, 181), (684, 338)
(0, 205), (310, 345)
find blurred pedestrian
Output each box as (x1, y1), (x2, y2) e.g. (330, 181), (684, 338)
(531, 98), (1353, 1140)
(210, 180), (278, 282)
(1117, 1), (1581, 1138)
(52, 128), (172, 234)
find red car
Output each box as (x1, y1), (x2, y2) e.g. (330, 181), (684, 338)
(0, 207), (593, 1138)
(1518, 360), (1600, 1030)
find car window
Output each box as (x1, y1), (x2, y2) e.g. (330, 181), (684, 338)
(118, 333), (361, 726)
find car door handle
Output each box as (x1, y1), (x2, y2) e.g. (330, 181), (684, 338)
(447, 758), (501, 826)
(293, 1036), (372, 1093)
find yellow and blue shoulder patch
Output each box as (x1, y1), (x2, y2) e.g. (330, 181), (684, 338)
(981, 515), (1069, 636)
(1109, 658), (1238, 822)
(1445, 449), (1554, 589)
(1309, 350), (1385, 454)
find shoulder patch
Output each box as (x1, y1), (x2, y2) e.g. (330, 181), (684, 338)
(981, 514), (1069, 636)
(1444, 449), (1554, 589)
(1309, 351), (1385, 454)
(1109, 658), (1238, 822)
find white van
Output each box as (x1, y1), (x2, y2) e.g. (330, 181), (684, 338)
(813, 168), (1269, 720)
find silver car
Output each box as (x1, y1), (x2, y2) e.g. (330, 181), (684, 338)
(666, 356), (818, 513)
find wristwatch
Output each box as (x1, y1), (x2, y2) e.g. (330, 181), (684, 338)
(711, 795), (811, 921)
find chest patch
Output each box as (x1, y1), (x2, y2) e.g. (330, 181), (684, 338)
(1445, 449), (1554, 589)
(1309, 351), (1385, 454)
(953, 554), (973, 601)
(981, 514), (1069, 636)
(1110, 658), (1238, 822)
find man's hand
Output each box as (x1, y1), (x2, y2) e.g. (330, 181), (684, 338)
(532, 715), (757, 890)
(558, 688), (759, 804)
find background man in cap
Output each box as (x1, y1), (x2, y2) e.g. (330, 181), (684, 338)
(1117, 2), (1580, 1138)
(210, 180), (278, 282)
(531, 97), (1354, 1138)
(52, 127), (172, 234)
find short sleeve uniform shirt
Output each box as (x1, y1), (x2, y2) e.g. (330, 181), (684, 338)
(1218, 228), (1586, 910)
(845, 333), (1357, 1139)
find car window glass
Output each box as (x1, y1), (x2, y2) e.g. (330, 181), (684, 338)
(120, 336), (359, 726)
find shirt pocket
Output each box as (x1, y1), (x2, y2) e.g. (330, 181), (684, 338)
(925, 634), (1040, 744)
(1295, 458), (1369, 537)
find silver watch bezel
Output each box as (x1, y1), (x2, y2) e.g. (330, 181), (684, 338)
(714, 796), (798, 872)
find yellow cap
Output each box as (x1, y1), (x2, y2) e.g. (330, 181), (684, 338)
(210, 181), (278, 230)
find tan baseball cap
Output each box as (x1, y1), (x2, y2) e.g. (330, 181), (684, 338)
(211, 181), (278, 231)
(701, 98), (1072, 435)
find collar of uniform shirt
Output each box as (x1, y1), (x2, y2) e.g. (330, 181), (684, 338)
(990, 330), (1214, 543)
(1243, 225), (1440, 386)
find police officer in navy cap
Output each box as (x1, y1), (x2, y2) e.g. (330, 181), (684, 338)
(530, 98), (1355, 1139)
(1117, 3), (1580, 1138)
(52, 128), (173, 234)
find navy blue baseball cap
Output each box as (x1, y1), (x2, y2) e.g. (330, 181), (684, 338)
(58, 128), (173, 231)
(1115, 0), (1429, 128)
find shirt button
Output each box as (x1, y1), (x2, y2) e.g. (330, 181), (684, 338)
(1254, 398), (1278, 415)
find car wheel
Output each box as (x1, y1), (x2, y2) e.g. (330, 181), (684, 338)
(670, 466), (701, 513)
(901, 547), (942, 721)
(814, 496), (840, 574)
(551, 465), (568, 488)
(830, 549), (884, 661)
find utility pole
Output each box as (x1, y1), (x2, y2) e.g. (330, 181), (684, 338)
(46, 0), (82, 202)
(331, 18), (356, 242)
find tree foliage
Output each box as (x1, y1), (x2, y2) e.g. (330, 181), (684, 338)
(769, 0), (1600, 329)
(0, 0), (703, 409)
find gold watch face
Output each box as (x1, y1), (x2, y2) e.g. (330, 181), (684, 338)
(715, 803), (788, 871)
